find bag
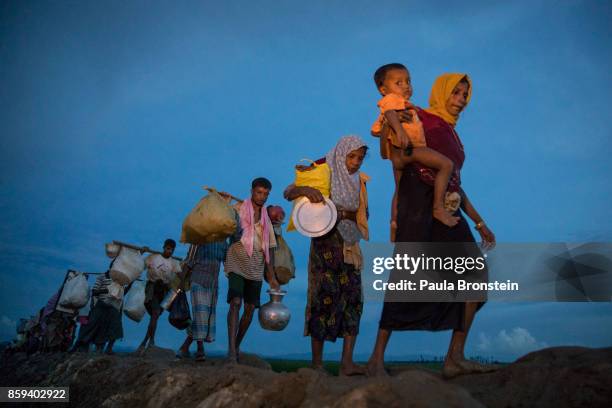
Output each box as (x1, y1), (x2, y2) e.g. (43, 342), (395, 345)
(107, 281), (124, 300)
(274, 234), (296, 285)
(170, 272), (191, 293)
(77, 300), (91, 324)
(180, 190), (237, 245)
(123, 280), (146, 322)
(287, 160), (331, 232)
(168, 290), (191, 330)
(294, 159), (331, 196)
(58, 273), (90, 309)
(105, 242), (121, 258)
(110, 247), (145, 285)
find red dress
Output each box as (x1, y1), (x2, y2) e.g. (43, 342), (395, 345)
(379, 108), (486, 331)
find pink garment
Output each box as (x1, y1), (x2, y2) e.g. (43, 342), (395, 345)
(239, 199), (273, 263)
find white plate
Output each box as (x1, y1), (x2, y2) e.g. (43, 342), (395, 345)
(292, 196), (337, 238)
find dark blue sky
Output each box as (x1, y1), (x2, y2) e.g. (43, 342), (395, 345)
(1, 0), (611, 360)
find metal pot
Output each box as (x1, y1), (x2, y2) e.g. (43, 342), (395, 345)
(160, 288), (180, 311)
(105, 243), (121, 258)
(258, 290), (290, 331)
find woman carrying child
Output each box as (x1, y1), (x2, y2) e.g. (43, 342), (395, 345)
(368, 72), (497, 379)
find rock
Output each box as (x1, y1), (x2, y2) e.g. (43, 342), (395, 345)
(330, 371), (483, 408)
(238, 352), (272, 370)
(1, 347), (610, 407)
(197, 383), (266, 408)
(137, 345), (176, 360)
(450, 346), (612, 408)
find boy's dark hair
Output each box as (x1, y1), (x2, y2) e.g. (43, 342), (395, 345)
(373, 63), (408, 88)
(252, 177), (272, 190)
(164, 238), (176, 248)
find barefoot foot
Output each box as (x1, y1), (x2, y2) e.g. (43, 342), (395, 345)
(340, 363), (367, 377)
(135, 344), (146, 356)
(442, 359), (471, 379)
(227, 353), (238, 364)
(366, 360), (389, 377)
(310, 364), (330, 376)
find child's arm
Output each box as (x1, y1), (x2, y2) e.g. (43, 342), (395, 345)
(384, 110), (411, 150)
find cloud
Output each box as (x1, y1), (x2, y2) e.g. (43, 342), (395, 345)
(477, 327), (548, 358)
(1, 315), (15, 329)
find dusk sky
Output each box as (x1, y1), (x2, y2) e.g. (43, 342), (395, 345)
(1, 0), (611, 361)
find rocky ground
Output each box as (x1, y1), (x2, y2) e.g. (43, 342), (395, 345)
(1, 346), (611, 407)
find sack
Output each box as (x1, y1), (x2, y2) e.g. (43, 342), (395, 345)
(107, 281), (124, 300)
(295, 159), (331, 196)
(168, 290), (191, 330)
(110, 247), (145, 285)
(78, 295), (91, 318)
(58, 273), (90, 309)
(181, 190), (237, 245)
(287, 160), (331, 232)
(274, 234), (295, 285)
(123, 280), (146, 322)
(105, 242), (121, 258)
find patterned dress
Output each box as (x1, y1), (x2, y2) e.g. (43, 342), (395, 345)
(303, 135), (368, 342)
(305, 228), (363, 341)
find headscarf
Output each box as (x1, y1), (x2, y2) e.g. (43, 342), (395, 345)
(326, 135), (367, 244)
(425, 73), (472, 127)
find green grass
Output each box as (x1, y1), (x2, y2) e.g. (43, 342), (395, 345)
(266, 359), (444, 376)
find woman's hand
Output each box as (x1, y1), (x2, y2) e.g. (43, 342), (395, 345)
(397, 105), (416, 122)
(477, 224), (496, 250)
(296, 186), (324, 203)
(459, 188), (495, 251)
(401, 109), (425, 145)
(397, 130), (411, 150)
